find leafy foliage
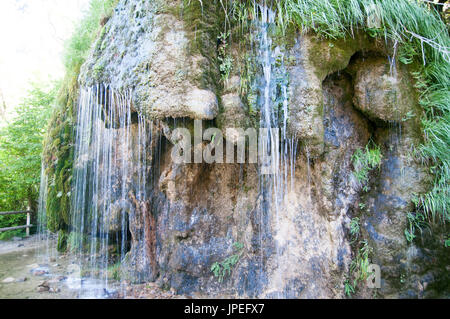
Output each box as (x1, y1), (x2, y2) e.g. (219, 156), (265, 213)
(218, 31), (234, 82)
(350, 217), (360, 241)
(63, 0), (118, 77)
(345, 240), (374, 297)
(352, 142), (382, 192)
(404, 211), (430, 242)
(211, 242), (244, 283)
(445, 235), (450, 248)
(0, 84), (56, 239)
(344, 279), (355, 297)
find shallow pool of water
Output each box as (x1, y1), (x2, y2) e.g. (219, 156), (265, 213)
(0, 246), (80, 299)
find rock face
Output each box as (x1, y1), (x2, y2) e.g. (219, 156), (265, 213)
(287, 34), (383, 157)
(80, 0), (220, 120)
(351, 57), (418, 123)
(64, 0), (448, 298)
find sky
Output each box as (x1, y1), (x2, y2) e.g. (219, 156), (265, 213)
(0, 0), (90, 113)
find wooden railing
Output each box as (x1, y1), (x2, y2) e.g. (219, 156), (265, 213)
(0, 211), (35, 236)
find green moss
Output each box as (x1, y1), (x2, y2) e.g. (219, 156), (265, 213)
(93, 62), (105, 79)
(43, 90), (74, 233)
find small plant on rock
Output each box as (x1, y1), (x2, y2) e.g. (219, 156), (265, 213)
(217, 31), (234, 83)
(404, 211), (429, 243)
(344, 240), (373, 297)
(344, 279), (355, 297)
(211, 242), (244, 283)
(352, 142), (382, 192)
(350, 217), (360, 242)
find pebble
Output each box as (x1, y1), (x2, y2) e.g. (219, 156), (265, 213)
(38, 281), (49, 289)
(37, 286), (49, 292)
(49, 287), (60, 293)
(2, 277), (15, 283)
(48, 276), (67, 284)
(30, 268), (49, 276)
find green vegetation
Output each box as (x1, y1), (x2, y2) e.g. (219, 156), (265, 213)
(0, 84), (56, 240)
(352, 142), (383, 192)
(211, 242), (244, 283)
(404, 211), (430, 242)
(63, 0), (118, 79)
(345, 240), (374, 297)
(344, 279), (355, 296)
(218, 31), (234, 83)
(349, 217), (360, 241)
(346, 208), (375, 297)
(445, 235), (450, 248)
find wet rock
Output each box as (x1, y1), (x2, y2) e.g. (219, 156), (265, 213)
(361, 124), (432, 297)
(217, 92), (251, 144)
(351, 57), (418, 123)
(104, 288), (119, 299)
(48, 276), (67, 284)
(2, 277), (15, 283)
(37, 281), (50, 292)
(37, 286), (49, 293)
(320, 71), (371, 217)
(80, 0), (220, 120)
(49, 287), (60, 294)
(30, 268), (49, 276)
(287, 34), (381, 157)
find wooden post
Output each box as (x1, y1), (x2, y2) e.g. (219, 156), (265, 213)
(26, 206), (31, 237)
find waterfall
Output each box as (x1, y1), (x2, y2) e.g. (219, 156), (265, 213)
(36, 162), (53, 263)
(253, 3), (298, 298)
(67, 84), (153, 298)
